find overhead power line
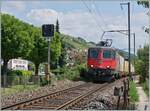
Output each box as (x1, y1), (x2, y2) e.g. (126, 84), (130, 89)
(92, 0), (109, 30)
(92, 0), (117, 39)
(120, 3), (128, 29)
(81, 0), (104, 34)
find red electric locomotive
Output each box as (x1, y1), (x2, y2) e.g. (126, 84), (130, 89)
(87, 46), (119, 82)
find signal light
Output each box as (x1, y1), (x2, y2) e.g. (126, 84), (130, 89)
(42, 24), (54, 37)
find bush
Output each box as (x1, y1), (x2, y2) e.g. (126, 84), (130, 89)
(39, 76), (48, 86)
(129, 81), (139, 102)
(7, 70), (32, 85)
(77, 64), (87, 75)
(8, 70), (32, 76)
(52, 68), (65, 75)
(63, 64), (87, 81)
(51, 64), (87, 81)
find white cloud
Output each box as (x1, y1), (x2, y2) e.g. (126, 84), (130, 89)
(2, 1), (26, 12)
(27, 9), (59, 24)
(26, 9), (149, 52)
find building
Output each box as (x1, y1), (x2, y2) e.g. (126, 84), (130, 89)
(7, 59), (28, 70)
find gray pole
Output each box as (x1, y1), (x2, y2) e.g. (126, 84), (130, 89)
(47, 37), (51, 84)
(133, 33), (135, 66)
(48, 38), (50, 71)
(120, 2), (131, 78)
(128, 2), (131, 78)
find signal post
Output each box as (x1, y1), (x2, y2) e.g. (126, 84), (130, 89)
(42, 24), (54, 83)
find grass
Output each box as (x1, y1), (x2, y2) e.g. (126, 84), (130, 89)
(1, 84), (39, 96)
(129, 81), (139, 102)
(141, 80), (149, 96)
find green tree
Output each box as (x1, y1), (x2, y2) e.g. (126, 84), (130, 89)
(135, 60), (146, 82)
(136, 1), (149, 82)
(1, 14), (33, 76)
(59, 37), (67, 67)
(56, 19), (60, 34)
(50, 32), (61, 68)
(137, 0), (149, 34)
(137, 0), (149, 8)
(27, 28), (48, 76)
(135, 45), (149, 82)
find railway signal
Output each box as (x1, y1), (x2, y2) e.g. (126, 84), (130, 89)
(42, 24), (54, 37)
(42, 24), (54, 83)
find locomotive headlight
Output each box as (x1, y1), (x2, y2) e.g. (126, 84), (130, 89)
(91, 65), (93, 67)
(107, 66), (110, 68)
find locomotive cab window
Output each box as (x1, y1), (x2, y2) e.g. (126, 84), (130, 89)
(103, 49), (116, 59)
(88, 48), (100, 59)
(111, 50), (116, 59)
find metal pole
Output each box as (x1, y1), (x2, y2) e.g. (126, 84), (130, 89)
(133, 33), (135, 66)
(48, 38), (50, 68)
(120, 2), (131, 78)
(128, 2), (131, 78)
(47, 37), (50, 83)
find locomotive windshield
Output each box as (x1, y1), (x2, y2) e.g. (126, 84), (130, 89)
(88, 48), (100, 59)
(103, 49), (115, 59)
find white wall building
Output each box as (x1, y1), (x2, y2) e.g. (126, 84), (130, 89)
(7, 59), (28, 70)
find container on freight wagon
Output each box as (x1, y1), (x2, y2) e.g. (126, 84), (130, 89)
(124, 60), (129, 75)
(118, 55), (124, 72)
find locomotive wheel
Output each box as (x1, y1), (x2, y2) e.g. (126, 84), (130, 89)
(93, 80), (98, 83)
(108, 76), (115, 83)
(114, 73), (120, 79)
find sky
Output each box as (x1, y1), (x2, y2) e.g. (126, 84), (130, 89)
(1, 0), (149, 53)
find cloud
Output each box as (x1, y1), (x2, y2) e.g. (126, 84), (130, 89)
(27, 9), (104, 40)
(27, 9), (59, 24)
(23, 8), (150, 52)
(2, 1), (26, 12)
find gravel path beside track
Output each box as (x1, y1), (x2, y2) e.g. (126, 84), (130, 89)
(134, 75), (149, 110)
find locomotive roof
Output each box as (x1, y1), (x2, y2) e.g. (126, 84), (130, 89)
(89, 46), (116, 50)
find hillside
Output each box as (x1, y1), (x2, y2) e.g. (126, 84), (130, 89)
(60, 34), (136, 61)
(117, 49), (136, 64)
(61, 34), (95, 50)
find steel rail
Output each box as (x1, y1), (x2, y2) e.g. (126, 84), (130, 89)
(1, 83), (89, 110)
(56, 83), (108, 110)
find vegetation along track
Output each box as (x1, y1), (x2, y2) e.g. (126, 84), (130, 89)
(2, 80), (123, 110)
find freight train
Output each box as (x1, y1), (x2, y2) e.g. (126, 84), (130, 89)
(86, 46), (135, 82)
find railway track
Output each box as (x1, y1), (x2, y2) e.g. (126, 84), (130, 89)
(2, 80), (123, 110)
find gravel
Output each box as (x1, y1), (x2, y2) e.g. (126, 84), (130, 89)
(72, 79), (125, 110)
(2, 78), (129, 110)
(1, 79), (85, 107)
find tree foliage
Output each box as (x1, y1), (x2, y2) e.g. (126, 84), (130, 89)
(56, 19), (60, 33)
(1, 13), (34, 75)
(1, 13), (63, 76)
(1, 14), (34, 60)
(137, 0), (149, 34)
(27, 28), (48, 76)
(50, 32), (62, 68)
(59, 37), (67, 67)
(137, 0), (149, 8)
(136, 1), (149, 82)
(135, 45), (149, 82)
